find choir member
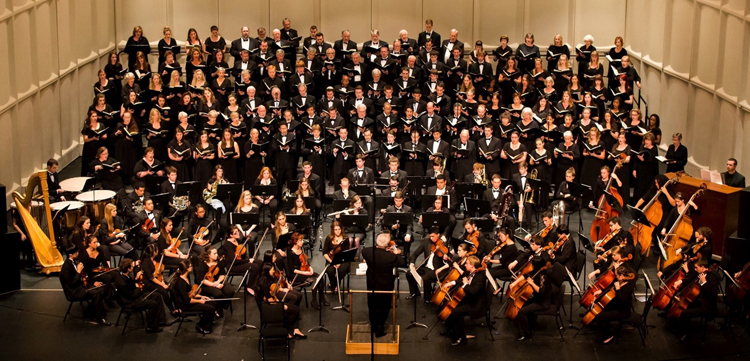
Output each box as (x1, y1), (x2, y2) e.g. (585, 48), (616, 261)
(90, 147), (123, 191)
(664, 133), (688, 173)
(632, 133), (659, 204)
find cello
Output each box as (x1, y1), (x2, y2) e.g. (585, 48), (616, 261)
(505, 263), (551, 320)
(431, 256), (467, 306)
(437, 269), (479, 322)
(666, 278), (702, 318)
(580, 269), (616, 307)
(727, 263), (750, 308)
(658, 184), (706, 270)
(652, 265), (687, 310)
(629, 174), (680, 255)
(590, 154), (626, 244)
(581, 270), (636, 326)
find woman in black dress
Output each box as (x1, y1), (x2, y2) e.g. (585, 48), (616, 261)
(88, 94), (117, 131)
(112, 112), (139, 184)
(632, 133), (659, 204)
(125, 26), (150, 70)
(233, 191), (260, 247)
(193, 131), (216, 185)
(555, 91), (577, 124)
(575, 35), (596, 76)
(90, 147), (123, 191)
(170, 260), (215, 334)
(539, 77), (558, 107)
(501, 131), (528, 179)
(156, 218), (187, 267)
(175, 111), (197, 146)
(81, 110), (108, 176)
(145, 109), (169, 162)
(99, 203), (134, 258)
(94, 69), (118, 109)
(610, 132), (632, 205)
(546, 34), (570, 74)
(529, 138), (552, 185)
(203, 26), (227, 67)
(322, 221), (351, 293)
(218, 128), (240, 182)
(600, 111), (620, 151)
(175, 93), (197, 128)
(258, 263), (307, 339)
(210, 65), (232, 109)
(497, 57), (522, 105)
(253, 167), (278, 216)
(588, 165), (622, 212)
(132, 51), (152, 92)
(195, 246), (235, 318)
(185, 47), (206, 86)
(553, 55), (573, 95)
(244, 128), (267, 187)
(286, 232), (327, 309)
(103, 51), (124, 108)
(553, 131), (580, 187)
(157, 26), (178, 65)
(165, 66), (184, 111)
(665, 132), (688, 173)
(582, 51), (604, 89)
(140, 244), (175, 314)
(647, 113), (662, 146)
(221, 226), (263, 294)
(167, 128), (192, 182)
(580, 128), (606, 203)
(517, 108), (539, 151)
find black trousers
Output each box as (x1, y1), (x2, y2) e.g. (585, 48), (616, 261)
(406, 266), (442, 298)
(513, 301), (551, 336)
(127, 295), (162, 328)
(445, 304), (472, 340)
(144, 283), (174, 313)
(368, 293), (393, 334)
(201, 285), (235, 316)
(325, 262), (351, 291)
(184, 302), (216, 330)
(594, 310), (629, 339)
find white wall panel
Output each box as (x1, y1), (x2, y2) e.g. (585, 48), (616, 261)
(12, 8), (34, 96)
(692, 4), (720, 86)
(719, 14), (743, 97)
(372, 0), (421, 45)
(320, 0), (371, 43)
(423, 0), (472, 46)
(475, 0), (524, 47)
(218, 0), (269, 43)
(0, 20), (12, 106)
(527, 0), (570, 48)
(574, 0), (626, 50)
(35, 1), (56, 84)
(114, 0), (165, 45)
(0, 111), (15, 189)
(269, 0), (315, 39)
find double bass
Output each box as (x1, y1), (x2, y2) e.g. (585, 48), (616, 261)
(629, 174), (680, 255)
(658, 184), (706, 270)
(590, 154), (626, 244)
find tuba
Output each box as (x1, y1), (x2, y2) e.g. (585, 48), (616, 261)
(203, 179), (220, 203)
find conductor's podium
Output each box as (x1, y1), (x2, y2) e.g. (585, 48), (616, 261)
(345, 290), (400, 355)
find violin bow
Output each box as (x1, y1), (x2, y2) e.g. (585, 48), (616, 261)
(221, 233), (255, 285)
(281, 274), (299, 303)
(251, 226), (269, 260)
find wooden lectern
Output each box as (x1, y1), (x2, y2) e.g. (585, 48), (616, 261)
(665, 173), (741, 256)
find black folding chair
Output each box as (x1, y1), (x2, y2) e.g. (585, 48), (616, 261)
(257, 301), (291, 361)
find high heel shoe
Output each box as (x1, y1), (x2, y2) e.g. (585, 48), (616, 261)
(195, 325), (211, 335)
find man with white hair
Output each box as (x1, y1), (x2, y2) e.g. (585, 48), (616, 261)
(361, 29), (388, 62)
(451, 129), (477, 181)
(349, 103), (375, 142)
(280, 18), (299, 58)
(398, 29), (417, 55)
(441, 29), (464, 64)
(334, 29), (358, 62)
(230, 26), (258, 60)
(361, 232), (405, 338)
(269, 29), (291, 58)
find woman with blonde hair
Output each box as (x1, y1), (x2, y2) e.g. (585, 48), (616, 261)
(145, 108), (168, 161)
(99, 203), (135, 258)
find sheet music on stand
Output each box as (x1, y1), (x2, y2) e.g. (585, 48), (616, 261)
(700, 169), (723, 185)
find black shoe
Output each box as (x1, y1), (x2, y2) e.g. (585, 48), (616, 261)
(439, 330), (452, 337)
(451, 338), (467, 346)
(657, 312), (668, 318)
(294, 333), (308, 340)
(146, 327), (163, 334)
(516, 334), (531, 342)
(424, 300), (431, 306)
(311, 301), (321, 310)
(195, 325), (211, 335)
(98, 318), (111, 326)
(406, 293), (420, 300)
(375, 331), (388, 338)
(322, 300), (330, 307)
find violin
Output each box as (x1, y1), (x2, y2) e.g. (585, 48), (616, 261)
(193, 220), (214, 246)
(594, 247), (615, 265)
(550, 234), (569, 254)
(580, 269), (615, 307)
(141, 217), (155, 233)
(652, 266), (687, 310)
(539, 224), (554, 238)
(466, 230), (480, 256)
(629, 173), (681, 255)
(590, 153), (626, 244)
(659, 184), (706, 270)
(505, 263), (551, 320)
(326, 236), (346, 259)
(431, 237), (450, 258)
(594, 229), (617, 250)
(299, 252), (311, 273)
(166, 227), (185, 253)
(154, 255), (165, 283)
(189, 283), (201, 298)
(235, 242), (247, 261)
(204, 264), (219, 283)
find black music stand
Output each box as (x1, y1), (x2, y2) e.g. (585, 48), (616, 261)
(472, 217), (495, 235)
(229, 212), (260, 234)
(351, 185), (374, 197)
(82, 177), (99, 192)
(330, 248), (357, 312)
(250, 185), (277, 198)
(216, 182), (244, 210)
(374, 178), (390, 186)
(145, 175), (168, 195)
(527, 177), (551, 210)
(286, 214), (313, 256)
(454, 183), (486, 200)
(374, 196), (395, 211)
(500, 178), (520, 193)
(179, 181), (202, 207)
(150, 193), (170, 214)
(287, 179), (300, 193)
(421, 194), (448, 211)
(332, 199), (350, 212)
(421, 212), (450, 235)
(236, 267), (258, 332)
(567, 182), (592, 236)
(340, 214), (369, 229)
(577, 232), (594, 287)
(383, 212), (413, 229)
(464, 198), (491, 218)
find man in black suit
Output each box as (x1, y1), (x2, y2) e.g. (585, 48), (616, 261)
(357, 128), (380, 171)
(302, 25), (318, 54)
(136, 198), (161, 247)
(403, 130), (428, 177)
(334, 30), (358, 63)
(418, 102), (443, 138)
(477, 124), (502, 176)
(317, 87), (345, 117)
(311, 32), (332, 59)
(380, 157), (407, 187)
(427, 128), (450, 164)
(261, 68), (286, 101)
(280, 19), (299, 60)
(406, 226), (448, 301)
(404, 88), (427, 116)
(122, 181), (150, 223)
(722, 158), (746, 188)
(443, 255), (487, 345)
(349, 103), (375, 142)
(361, 232), (406, 337)
(59, 246), (109, 325)
(551, 223), (576, 271)
(394, 67), (417, 99)
(347, 154), (375, 185)
(264, 86), (289, 118)
(333, 177), (357, 201)
(468, 50), (494, 90)
(348, 86), (373, 117)
(398, 29), (418, 54)
(330, 128), (355, 186)
(512, 162), (534, 229)
(269, 49), (292, 83)
(451, 130), (477, 182)
(113, 259), (165, 333)
(483, 174), (513, 226)
(371, 46), (397, 84)
(430, 82), (452, 117)
(417, 19), (441, 49)
(255, 27), (273, 45)
(46, 158), (66, 202)
(291, 81), (316, 116)
(253, 41), (273, 80)
(360, 30), (389, 63)
(343, 53), (369, 88)
(383, 192), (414, 254)
(298, 161), (324, 196)
(674, 258), (720, 342)
(440, 29), (465, 64)
(230, 26), (259, 61)
(404, 55), (424, 85)
(159, 166), (183, 219)
(272, 122), (297, 191)
(445, 47), (467, 94)
(232, 50), (257, 79)
(240, 86), (263, 118)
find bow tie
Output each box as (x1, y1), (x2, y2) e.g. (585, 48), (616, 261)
(493, 189), (500, 193)
(146, 212), (153, 216)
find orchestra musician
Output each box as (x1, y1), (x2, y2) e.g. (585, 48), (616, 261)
(406, 226), (449, 302)
(440, 255), (487, 346)
(139, 244), (176, 315)
(113, 258), (167, 333)
(420, 196), (455, 241)
(136, 198), (161, 248)
(286, 232), (327, 309)
(383, 192), (414, 256)
(550, 223), (576, 271)
(594, 217), (634, 271)
(156, 218), (187, 267)
(188, 204), (215, 256)
(361, 232), (406, 338)
(195, 246), (235, 318)
(657, 227), (713, 280)
(99, 203), (135, 259)
(258, 263), (307, 339)
(170, 260), (216, 335)
(485, 227), (519, 282)
(460, 218), (487, 258)
(222, 225), (263, 295)
(512, 254), (552, 342)
(322, 221), (351, 293)
(722, 158), (746, 188)
(589, 265), (636, 344)
(59, 245), (110, 325)
(670, 258), (719, 342)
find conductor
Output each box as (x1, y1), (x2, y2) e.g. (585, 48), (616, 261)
(361, 232), (406, 337)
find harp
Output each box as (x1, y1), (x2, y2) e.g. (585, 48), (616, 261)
(12, 171), (64, 274)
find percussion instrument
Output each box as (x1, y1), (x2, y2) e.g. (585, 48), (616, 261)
(49, 201), (85, 230)
(76, 190), (116, 222)
(59, 177), (93, 193)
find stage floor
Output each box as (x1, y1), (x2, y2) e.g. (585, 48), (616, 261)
(3, 159), (747, 360)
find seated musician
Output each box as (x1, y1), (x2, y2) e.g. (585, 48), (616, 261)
(593, 217), (634, 272)
(588, 246), (629, 280)
(170, 260), (216, 335)
(426, 174), (458, 213)
(297, 161), (323, 197)
(333, 176), (358, 200)
(483, 174), (515, 229)
(380, 175), (400, 197)
(140, 244), (176, 315)
(347, 154), (376, 185)
(289, 195), (311, 215)
(485, 227), (519, 283)
(253, 166), (279, 216)
(46, 158), (66, 203)
(294, 177), (321, 217)
(420, 195), (455, 241)
(335, 195), (367, 256)
(659, 191), (700, 246)
(441, 255), (487, 346)
(69, 216), (111, 262)
(195, 246), (235, 318)
(157, 218), (187, 267)
(286, 232), (328, 309)
(159, 166), (184, 219)
(322, 221), (351, 293)
(550, 223), (576, 271)
(262, 250), (302, 306)
(113, 259), (167, 333)
(512, 161), (534, 229)
(463, 162), (486, 183)
(188, 204), (216, 256)
(59, 246), (110, 325)
(590, 265), (636, 345)
(671, 258), (719, 342)
(99, 203), (135, 259)
(425, 158), (451, 183)
(513, 255), (553, 342)
(658, 227), (712, 280)
(380, 156), (407, 187)
(588, 165), (622, 210)
(79, 235), (114, 284)
(258, 263), (307, 339)
(136, 198), (161, 248)
(221, 225), (263, 295)
(123, 182), (149, 224)
(459, 218), (487, 258)
(406, 226), (449, 303)
(524, 212), (557, 247)
(205, 165), (229, 218)
(506, 236), (552, 284)
(383, 191), (414, 256)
